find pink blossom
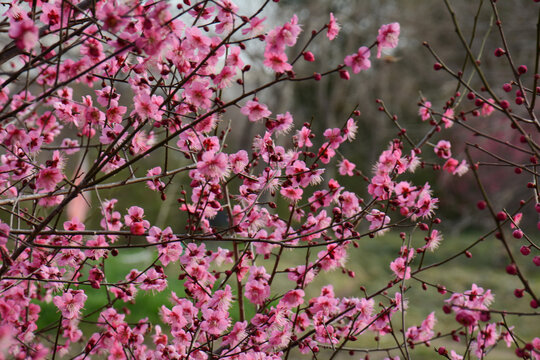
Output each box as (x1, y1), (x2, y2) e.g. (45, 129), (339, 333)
(9, 18), (38, 51)
(222, 321), (247, 348)
(424, 229), (443, 251)
(0, 221), (10, 247)
(419, 101), (432, 121)
(130, 222), (146, 235)
(501, 326), (515, 347)
(355, 298), (375, 321)
(474, 323), (498, 358)
(53, 290), (87, 319)
(188, 6), (215, 21)
(343, 118), (358, 141)
(133, 92), (162, 121)
(295, 126), (313, 148)
(442, 108), (455, 128)
(281, 289), (305, 308)
(366, 209), (391, 235)
(160, 304), (188, 330)
(214, 66), (236, 89)
(434, 140), (452, 159)
(81, 38), (105, 63)
(229, 150), (249, 173)
(97, 2), (128, 33)
(443, 158), (468, 176)
(36, 167), (63, 192)
(263, 51), (293, 73)
(147, 226), (172, 244)
(511, 213), (523, 229)
(310, 285), (339, 316)
(242, 16), (266, 36)
(206, 285), (233, 312)
(368, 174), (394, 200)
(200, 308), (230, 336)
(323, 128), (344, 149)
(414, 184), (438, 219)
(390, 257), (411, 280)
(377, 22), (400, 58)
(318, 143), (336, 164)
(84, 235), (109, 260)
(327, 13), (340, 40)
(140, 267), (167, 292)
(125, 206), (150, 235)
(280, 186), (303, 202)
(146, 166), (164, 191)
(95, 86), (120, 107)
(245, 280), (270, 305)
(106, 105), (127, 124)
(532, 338), (540, 360)
(339, 191), (361, 218)
(89, 267), (105, 289)
(84, 104), (105, 126)
(184, 80), (213, 109)
(185, 26), (212, 51)
(40, 3), (64, 30)
(266, 15), (301, 52)
(394, 181), (417, 208)
(455, 310), (477, 327)
(406, 312), (436, 342)
(64, 217), (85, 231)
(225, 46), (244, 68)
(158, 241), (182, 267)
(287, 264), (316, 285)
(267, 112), (294, 134)
(344, 46), (371, 73)
(318, 244), (347, 271)
(481, 98), (495, 117)
(241, 100), (272, 122)
(197, 151), (230, 179)
(339, 159), (356, 176)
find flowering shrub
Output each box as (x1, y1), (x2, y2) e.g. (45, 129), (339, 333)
(0, 0), (538, 359)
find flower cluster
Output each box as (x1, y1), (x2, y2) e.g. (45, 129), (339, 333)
(0, 0), (537, 359)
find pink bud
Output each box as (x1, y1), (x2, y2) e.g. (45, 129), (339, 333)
(303, 51), (315, 62)
(506, 263), (517, 275)
(339, 69), (350, 80)
(518, 65), (528, 75)
(494, 48), (505, 57)
(520, 246), (531, 256)
(130, 222), (146, 235)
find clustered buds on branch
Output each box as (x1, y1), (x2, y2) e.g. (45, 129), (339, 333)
(0, 0), (538, 359)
